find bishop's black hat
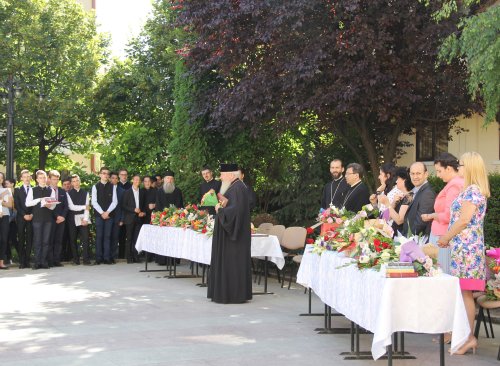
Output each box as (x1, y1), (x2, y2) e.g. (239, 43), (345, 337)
(220, 163), (238, 172)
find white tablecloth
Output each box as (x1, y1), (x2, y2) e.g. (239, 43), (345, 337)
(297, 245), (470, 359)
(135, 225), (285, 269)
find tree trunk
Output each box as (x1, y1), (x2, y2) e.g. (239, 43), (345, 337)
(38, 143), (48, 171)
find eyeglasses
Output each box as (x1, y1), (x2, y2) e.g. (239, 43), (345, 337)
(458, 163), (464, 167)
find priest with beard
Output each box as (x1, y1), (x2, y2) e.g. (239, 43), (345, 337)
(321, 159), (350, 209)
(208, 163), (252, 304)
(155, 171), (184, 211)
(341, 163), (370, 213)
(155, 171), (184, 265)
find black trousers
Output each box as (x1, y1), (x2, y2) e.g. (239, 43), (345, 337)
(68, 222), (90, 262)
(125, 220), (142, 262)
(48, 221), (66, 265)
(6, 220), (18, 262)
(17, 217), (33, 266)
(0, 216), (10, 261)
(32, 221), (54, 266)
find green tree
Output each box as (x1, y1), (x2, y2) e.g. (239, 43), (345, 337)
(437, 2), (500, 123)
(0, 0), (107, 172)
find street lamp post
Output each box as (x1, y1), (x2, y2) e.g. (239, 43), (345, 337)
(1, 76), (43, 180)
(5, 75), (16, 180)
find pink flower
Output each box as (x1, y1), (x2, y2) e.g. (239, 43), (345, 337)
(327, 217), (334, 224)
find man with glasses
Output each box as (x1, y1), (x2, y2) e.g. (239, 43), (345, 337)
(402, 162), (436, 237)
(91, 167), (118, 265)
(341, 163), (370, 213)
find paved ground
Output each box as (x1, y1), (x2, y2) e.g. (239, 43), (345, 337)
(1, 262), (499, 366)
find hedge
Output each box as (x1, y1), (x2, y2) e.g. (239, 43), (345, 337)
(428, 173), (499, 247)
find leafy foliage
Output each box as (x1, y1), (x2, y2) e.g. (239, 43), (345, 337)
(179, 0), (478, 178)
(0, 0), (107, 171)
(439, 4), (500, 123)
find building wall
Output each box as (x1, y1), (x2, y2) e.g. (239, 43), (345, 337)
(397, 114), (500, 173)
(75, 0), (95, 11)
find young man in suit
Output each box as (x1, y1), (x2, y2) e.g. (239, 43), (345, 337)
(402, 162), (436, 237)
(26, 170), (57, 269)
(66, 174), (91, 265)
(121, 174), (146, 263)
(110, 171), (125, 264)
(14, 170), (33, 269)
(47, 170), (68, 267)
(91, 167), (118, 265)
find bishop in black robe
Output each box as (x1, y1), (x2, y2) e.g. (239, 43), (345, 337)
(208, 170), (252, 304)
(320, 176), (350, 209)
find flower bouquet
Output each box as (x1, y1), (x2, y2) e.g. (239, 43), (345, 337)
(485, 248), (500, 300)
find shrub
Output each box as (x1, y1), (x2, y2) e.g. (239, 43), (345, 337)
(428, 173), (500, 247)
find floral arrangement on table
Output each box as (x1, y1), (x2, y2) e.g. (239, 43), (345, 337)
(312, 205), (441, 276)
(151, 204), (214, 236)
(485, 248), (500, 300)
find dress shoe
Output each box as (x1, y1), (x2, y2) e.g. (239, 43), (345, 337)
(32, 264), (40, 270)
(41, 264), (49, 269)
(94, 260), (102, 265)
(83, 260), (92, 265)
(110, 259), (116, 264)
(73, 260), (80, 265)
(452, 336), (478, 355)
(19, 265), (26, 269)
(53, 263), (64, 267)
(0, 266), (9, 270)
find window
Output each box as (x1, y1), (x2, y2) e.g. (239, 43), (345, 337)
(416, 123), (448, 161)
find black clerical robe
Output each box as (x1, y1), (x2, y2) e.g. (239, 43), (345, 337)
(321, 177), (350, 209)
(208, 179), (252, 304)
(199, 179), (222, 215)
(199, 179), (222, 201)
(341, 181), (370, 213)
(155, 187), (184, 211)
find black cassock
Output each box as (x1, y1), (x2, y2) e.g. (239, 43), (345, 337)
(199, 179), (222, 215)
(155, 187), (184, 211)
(341, 181), (370, 213)
(320, 176), (350, 209)
(208, 179), (252, 304)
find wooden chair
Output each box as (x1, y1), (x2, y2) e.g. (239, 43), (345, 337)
(255, 225), (286, 285)
(475, 295), (500, 360)
(280, 227), (307, 289)
(257, 222), (273, 234)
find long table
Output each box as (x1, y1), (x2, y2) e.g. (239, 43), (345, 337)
(297, 245), (470, 362)
(135, 224), (285, 269)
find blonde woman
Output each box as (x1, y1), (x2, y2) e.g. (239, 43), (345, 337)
(438, 152), (490, 355)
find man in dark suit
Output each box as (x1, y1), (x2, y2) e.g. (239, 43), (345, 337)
(341, 163), (371, 213)
(14, 169), (33, 269)
(48, 170), (68, 267)
(110, 171), (125, 263)
(121, 174), (146, 263)
(402, 162), (436, 237)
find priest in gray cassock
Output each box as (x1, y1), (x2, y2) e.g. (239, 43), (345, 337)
(207, 163), (252, 304)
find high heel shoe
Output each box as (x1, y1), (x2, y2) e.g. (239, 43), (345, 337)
(451, 337), (478, 355)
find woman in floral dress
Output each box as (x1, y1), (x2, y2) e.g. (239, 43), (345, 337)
(438, 152), (490, 355)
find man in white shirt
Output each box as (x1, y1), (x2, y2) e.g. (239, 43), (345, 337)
(121, 174), (145, 263)
(67, 175), (91, 265)
(91, 167), (118, 265)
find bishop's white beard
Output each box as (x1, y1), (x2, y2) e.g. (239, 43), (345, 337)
(219, 181), (231, 195)
(163, 182), (175, 194)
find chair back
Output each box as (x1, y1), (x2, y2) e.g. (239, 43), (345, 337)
(268, 225), (286, 244)
(281, 227), (307, 251)
(257, 222), (273, 234)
